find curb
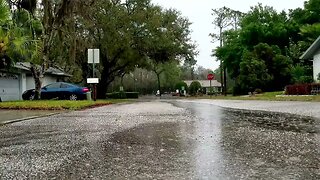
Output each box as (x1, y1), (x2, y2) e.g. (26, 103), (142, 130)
(0, 112), (61, 126)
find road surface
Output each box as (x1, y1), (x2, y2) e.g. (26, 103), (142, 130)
(0, 100), (319, 179)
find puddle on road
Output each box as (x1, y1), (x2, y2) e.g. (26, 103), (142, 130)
(102, 102), (320, 179)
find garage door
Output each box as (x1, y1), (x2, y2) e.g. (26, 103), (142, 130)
(0, 72), (20, 101)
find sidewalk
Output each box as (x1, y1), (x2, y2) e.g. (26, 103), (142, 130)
(0, 110), (60, 125)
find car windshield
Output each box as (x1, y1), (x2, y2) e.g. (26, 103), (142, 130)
(44, 83), (61, 89)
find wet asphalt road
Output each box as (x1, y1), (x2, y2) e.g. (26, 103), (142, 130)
(0, 100), (320, 179)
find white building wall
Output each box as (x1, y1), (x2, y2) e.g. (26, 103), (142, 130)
(20, 73), (27, 100)
(313, 53), (320, 81)
(0, 72), (20, 101)
(43, 76), (57, 86)
(26, 76), (58, 90)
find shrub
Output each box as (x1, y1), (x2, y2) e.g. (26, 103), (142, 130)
(285, 84), (311, 95)
(254, 88), (263, 94)
(125, 92), (139, 99)
(207, 92), (216, 96)
(189, 81), (202, 96)
(106, 92), (139, 99)
(175, 81), (188, 92)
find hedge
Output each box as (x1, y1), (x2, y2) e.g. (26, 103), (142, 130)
(106, 92), (139, 99)
(285, 84), (311, 95)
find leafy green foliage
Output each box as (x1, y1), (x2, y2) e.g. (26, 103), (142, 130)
(80, 0), (197, 98)
(189, 81), (201, 96)
(175, 81), (188, 92)
(214, 2), (317, 95)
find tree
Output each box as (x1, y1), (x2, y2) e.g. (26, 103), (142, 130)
(211, 6), (233, 95)
(87, 0), (196, 98)
(214, 4), (303, 94)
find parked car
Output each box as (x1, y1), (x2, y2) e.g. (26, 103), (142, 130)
(22, 82), (90, 100)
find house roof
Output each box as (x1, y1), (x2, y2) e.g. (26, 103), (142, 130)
(300, 35), (320, 60)
(14, 62), (71, 77)
(184, 80), (221, 87)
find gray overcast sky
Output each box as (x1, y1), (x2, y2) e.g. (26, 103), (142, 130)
(152, 0), (305, 70)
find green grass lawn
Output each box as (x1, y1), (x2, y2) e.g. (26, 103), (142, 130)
(0, 99), (128, 110)
(195, 91), (320, 102)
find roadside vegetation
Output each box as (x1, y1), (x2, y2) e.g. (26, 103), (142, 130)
(212, 0), (320, 95)
(195, 91), (320, 102)
(0, 100), (128, 110)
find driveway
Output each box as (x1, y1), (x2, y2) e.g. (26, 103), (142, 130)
(0, 100), (319, 179)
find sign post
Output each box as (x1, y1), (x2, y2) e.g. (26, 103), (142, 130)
(207, 73), (215, 96)
(87, 49), (100, 101)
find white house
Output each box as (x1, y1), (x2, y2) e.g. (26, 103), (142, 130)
(0, 62), (70, 101)
(300, 36), (320, 81)
(184, 80), (222, 94)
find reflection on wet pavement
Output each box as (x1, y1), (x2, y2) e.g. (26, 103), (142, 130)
(103, 102), (320, 179)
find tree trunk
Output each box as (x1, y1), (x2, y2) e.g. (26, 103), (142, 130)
(223, 67), (227, 96)
(30, 63), (42, 100)
(156, 73), (161, 97)
(97, 73), (109, 99)
(97, 64), (114, 99)
(219, 27), (224, 94)
(120, 73), (126, 88)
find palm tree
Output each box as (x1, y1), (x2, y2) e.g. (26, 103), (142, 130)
(0, 0), (29, 68)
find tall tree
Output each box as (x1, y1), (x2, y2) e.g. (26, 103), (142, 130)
(87, 0), (196, 98)
(215, 4), (299, 94)
(211, 6), (233, 95)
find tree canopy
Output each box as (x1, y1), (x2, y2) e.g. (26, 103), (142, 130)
(1, 0), (198, 98)
(214, 1), (318, 94)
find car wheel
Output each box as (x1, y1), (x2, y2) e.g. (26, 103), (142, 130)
(69, 94), (78, 101)
(29, 94), (35, 100)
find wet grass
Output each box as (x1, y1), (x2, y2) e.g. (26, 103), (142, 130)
(0, 99), (129, 110)
(192, 91), (320, 102)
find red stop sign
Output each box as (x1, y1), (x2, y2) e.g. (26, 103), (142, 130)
(207, 73), (214, 80)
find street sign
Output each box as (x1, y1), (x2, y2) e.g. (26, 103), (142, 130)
(88, 49), (100, 64)
(207, 73), (215, 80)
(87, 78), (99, 84)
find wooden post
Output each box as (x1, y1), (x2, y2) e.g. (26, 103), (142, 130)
(93, 84), (97, 101)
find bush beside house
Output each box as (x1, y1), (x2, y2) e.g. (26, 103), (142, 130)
(106, 92), (139, 99)
(189, 81), (202, 96)
(285, 84), (312, 95)
(175, 81), (188, 93)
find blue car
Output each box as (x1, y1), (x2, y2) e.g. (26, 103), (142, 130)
(22, 82), (90, 100)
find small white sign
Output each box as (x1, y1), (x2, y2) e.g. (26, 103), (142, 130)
(87, 78), (99, 84)
(88, 49), (100, 64)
